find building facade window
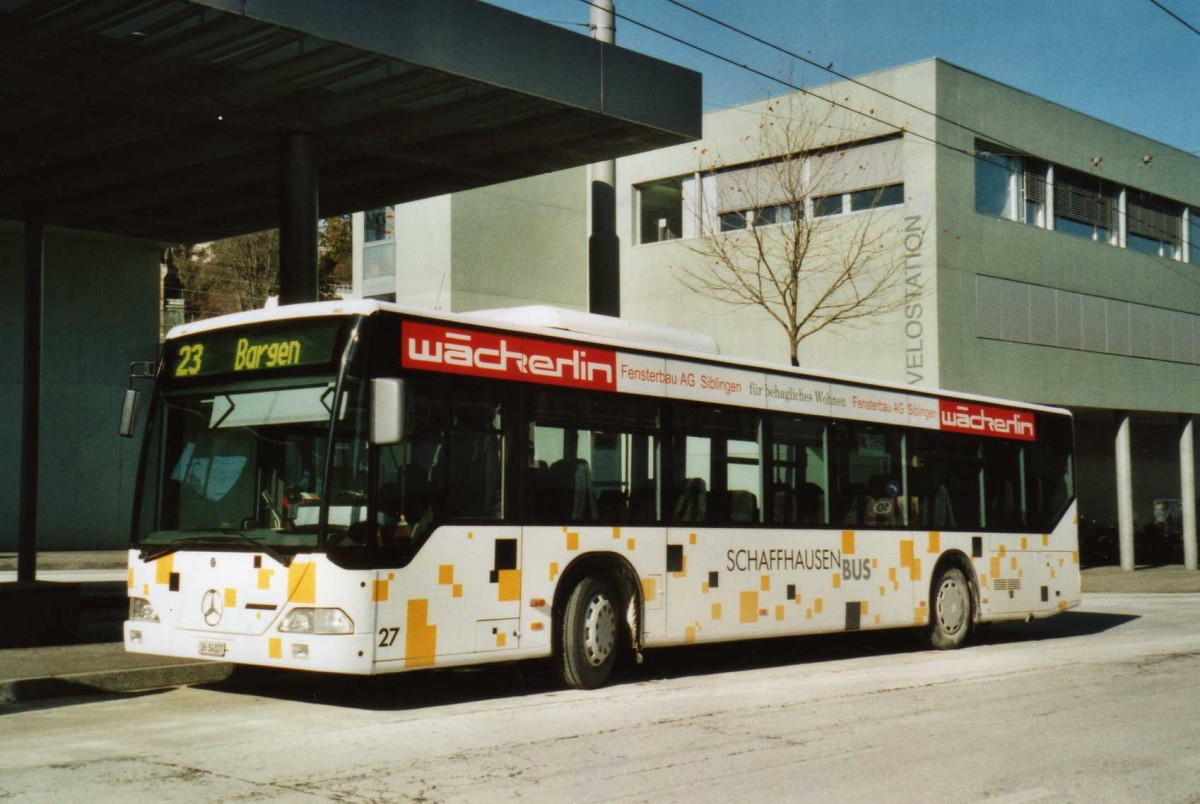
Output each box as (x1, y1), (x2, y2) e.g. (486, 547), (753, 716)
(1127, 193), (1182, 259)
(364, 207), (393, 243)
(637, 176), (686, 243)
(636, 135), (904, 245)
(1053, 167), (1117, 244)
(975, 142), (1197, 262)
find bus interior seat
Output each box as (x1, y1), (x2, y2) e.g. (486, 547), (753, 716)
(797, 481), (825, 524)
(771, 483), (795, 523)
(546, 458), (597, 522)
(728, 489), (759, 523)
(840, 482), (868, 525)
(931, 482), (956, 528)
(597, 489), (628, 523)
(673, 477), (707, 522)
(628, 486), (657, 523)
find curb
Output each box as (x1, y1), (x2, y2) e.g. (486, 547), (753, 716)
(0, 661), (234, 705)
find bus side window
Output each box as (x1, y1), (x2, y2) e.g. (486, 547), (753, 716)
(446, 382), (504, 520)
(831, 423), (904, 527)
(769, 415), (829, 527)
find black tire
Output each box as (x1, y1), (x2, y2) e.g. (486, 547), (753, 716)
(926, 567), (973, 650)
(556, 575), (620, 689)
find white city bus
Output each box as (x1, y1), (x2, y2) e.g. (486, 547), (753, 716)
(124, 301), (1079, 688)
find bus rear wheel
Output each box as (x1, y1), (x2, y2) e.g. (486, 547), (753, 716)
(556, 575), (619, 689)
(927, 567), (973, 650)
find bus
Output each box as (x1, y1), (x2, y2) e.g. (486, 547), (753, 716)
(123, 300), (1079, 689)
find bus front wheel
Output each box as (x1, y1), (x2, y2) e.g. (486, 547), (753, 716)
(927, 567), (973, 650)
(556, 575), (619, 689)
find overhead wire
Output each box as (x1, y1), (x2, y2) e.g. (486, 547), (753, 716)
(1146, 0), (1200, 39)
(569, 0), (1200, 286)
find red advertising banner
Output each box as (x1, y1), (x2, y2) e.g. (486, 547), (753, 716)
(402, 322), (617, 391)
(938, 400), (1036, 441)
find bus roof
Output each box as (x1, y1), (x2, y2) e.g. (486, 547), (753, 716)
(165, 300), (1071, 418)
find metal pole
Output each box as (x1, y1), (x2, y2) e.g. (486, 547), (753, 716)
(278, 133), (319, 305)
(1115, 412), (1135, 571)
(588, 0), (620, 317)
(17, 205), (44, 583)
(1180, 415), (1197, 571)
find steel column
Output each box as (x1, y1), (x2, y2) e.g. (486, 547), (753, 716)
(278, 133), (319, 305)
(1115, 412), (1135, 571)
(1181, 415), (1197, 571)
(17, 206), (44, 583)
(588, 0), (620, 317)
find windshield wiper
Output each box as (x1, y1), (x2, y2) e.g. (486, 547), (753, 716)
(218, 529), (293, 567)
(139, 536), (206, 563)
(138, 531), (293, 566)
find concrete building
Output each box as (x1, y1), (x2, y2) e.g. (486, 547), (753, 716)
(353, 59), (1200, 569)
(0, 225), (161, 551)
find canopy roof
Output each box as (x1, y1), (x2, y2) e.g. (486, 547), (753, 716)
(0, 0), (701, 242)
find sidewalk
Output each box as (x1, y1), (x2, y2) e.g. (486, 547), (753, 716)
(2, 560), (1197, 707)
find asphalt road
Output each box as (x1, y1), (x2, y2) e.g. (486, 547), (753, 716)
(2, 593), (1198, 802)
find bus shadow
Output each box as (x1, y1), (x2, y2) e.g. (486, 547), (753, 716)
(203, 610), (1138, 711)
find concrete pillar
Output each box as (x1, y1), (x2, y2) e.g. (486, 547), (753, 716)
(1115, 412), (1135, 571)
(279, 133), (319, 305)
(17, 205), (44, 583)
(1181, 415), (1197, 571)
(588, 0), (619, 317)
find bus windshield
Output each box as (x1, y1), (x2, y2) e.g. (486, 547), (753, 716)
(135, 376), (370, 556)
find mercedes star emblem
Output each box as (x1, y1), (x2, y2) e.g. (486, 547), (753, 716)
(201, 589), (224, 626)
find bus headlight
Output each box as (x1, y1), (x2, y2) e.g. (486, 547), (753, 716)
(128, 597), (159, 623)
(279, 607), (354, 635)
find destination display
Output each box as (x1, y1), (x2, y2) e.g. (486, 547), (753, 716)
(168, 322), (342, 380)
(400, 322), (1037, 440)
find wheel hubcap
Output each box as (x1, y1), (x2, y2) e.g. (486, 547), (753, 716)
(936, 578), (967, 635)
(582, 592), (616, 666)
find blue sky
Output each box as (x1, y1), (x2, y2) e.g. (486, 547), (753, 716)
(486, 0), (1200, 155)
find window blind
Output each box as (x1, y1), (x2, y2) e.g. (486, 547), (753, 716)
(1127, 195), (1182, 243)
(1054, 170), (1115, 230)
(714, 161), (799, 214)
(808, 137), (903, 196)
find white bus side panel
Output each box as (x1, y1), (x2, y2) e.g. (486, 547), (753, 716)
(975, 501), (1082, 620)
(371, 525), (524, 671)
(659, 528), (924, 647)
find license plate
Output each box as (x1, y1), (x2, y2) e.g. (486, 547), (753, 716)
(199, 640), (227, 658)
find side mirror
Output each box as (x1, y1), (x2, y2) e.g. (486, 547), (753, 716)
(118, 389), (140, 438)
(118, 360), (156, 438)
(371, 378), (406, 445)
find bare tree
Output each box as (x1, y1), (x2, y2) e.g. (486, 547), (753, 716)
(676, 99), (915, 366)
(173, 219), (352, 321)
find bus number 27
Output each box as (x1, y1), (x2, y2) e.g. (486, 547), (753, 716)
(378, 627), (399, 647)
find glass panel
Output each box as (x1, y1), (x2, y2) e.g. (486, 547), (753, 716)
(638, 177), (685, 243)
(975, 152), (1015, 218)
(528, 387), (659, 524)
(364, 207), (392, 242)
(669, 406), (761, 524)
(137, 378), (346, 551)
(754, 204), (794, 226)
(831, 423), (905, 527)
(908, 431), (984, 530)
(984, 440), (1028, 530)
(362, 241), (396, 280)
(769, 416), (829, 525)
(1030, 415), (1074, 531)
(813, 194), (843, 217)
(446, 382), (505, 520)
(374, 378), (449, 553)
(720, 211), (748, 232)
(850, 183), (904, 211)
